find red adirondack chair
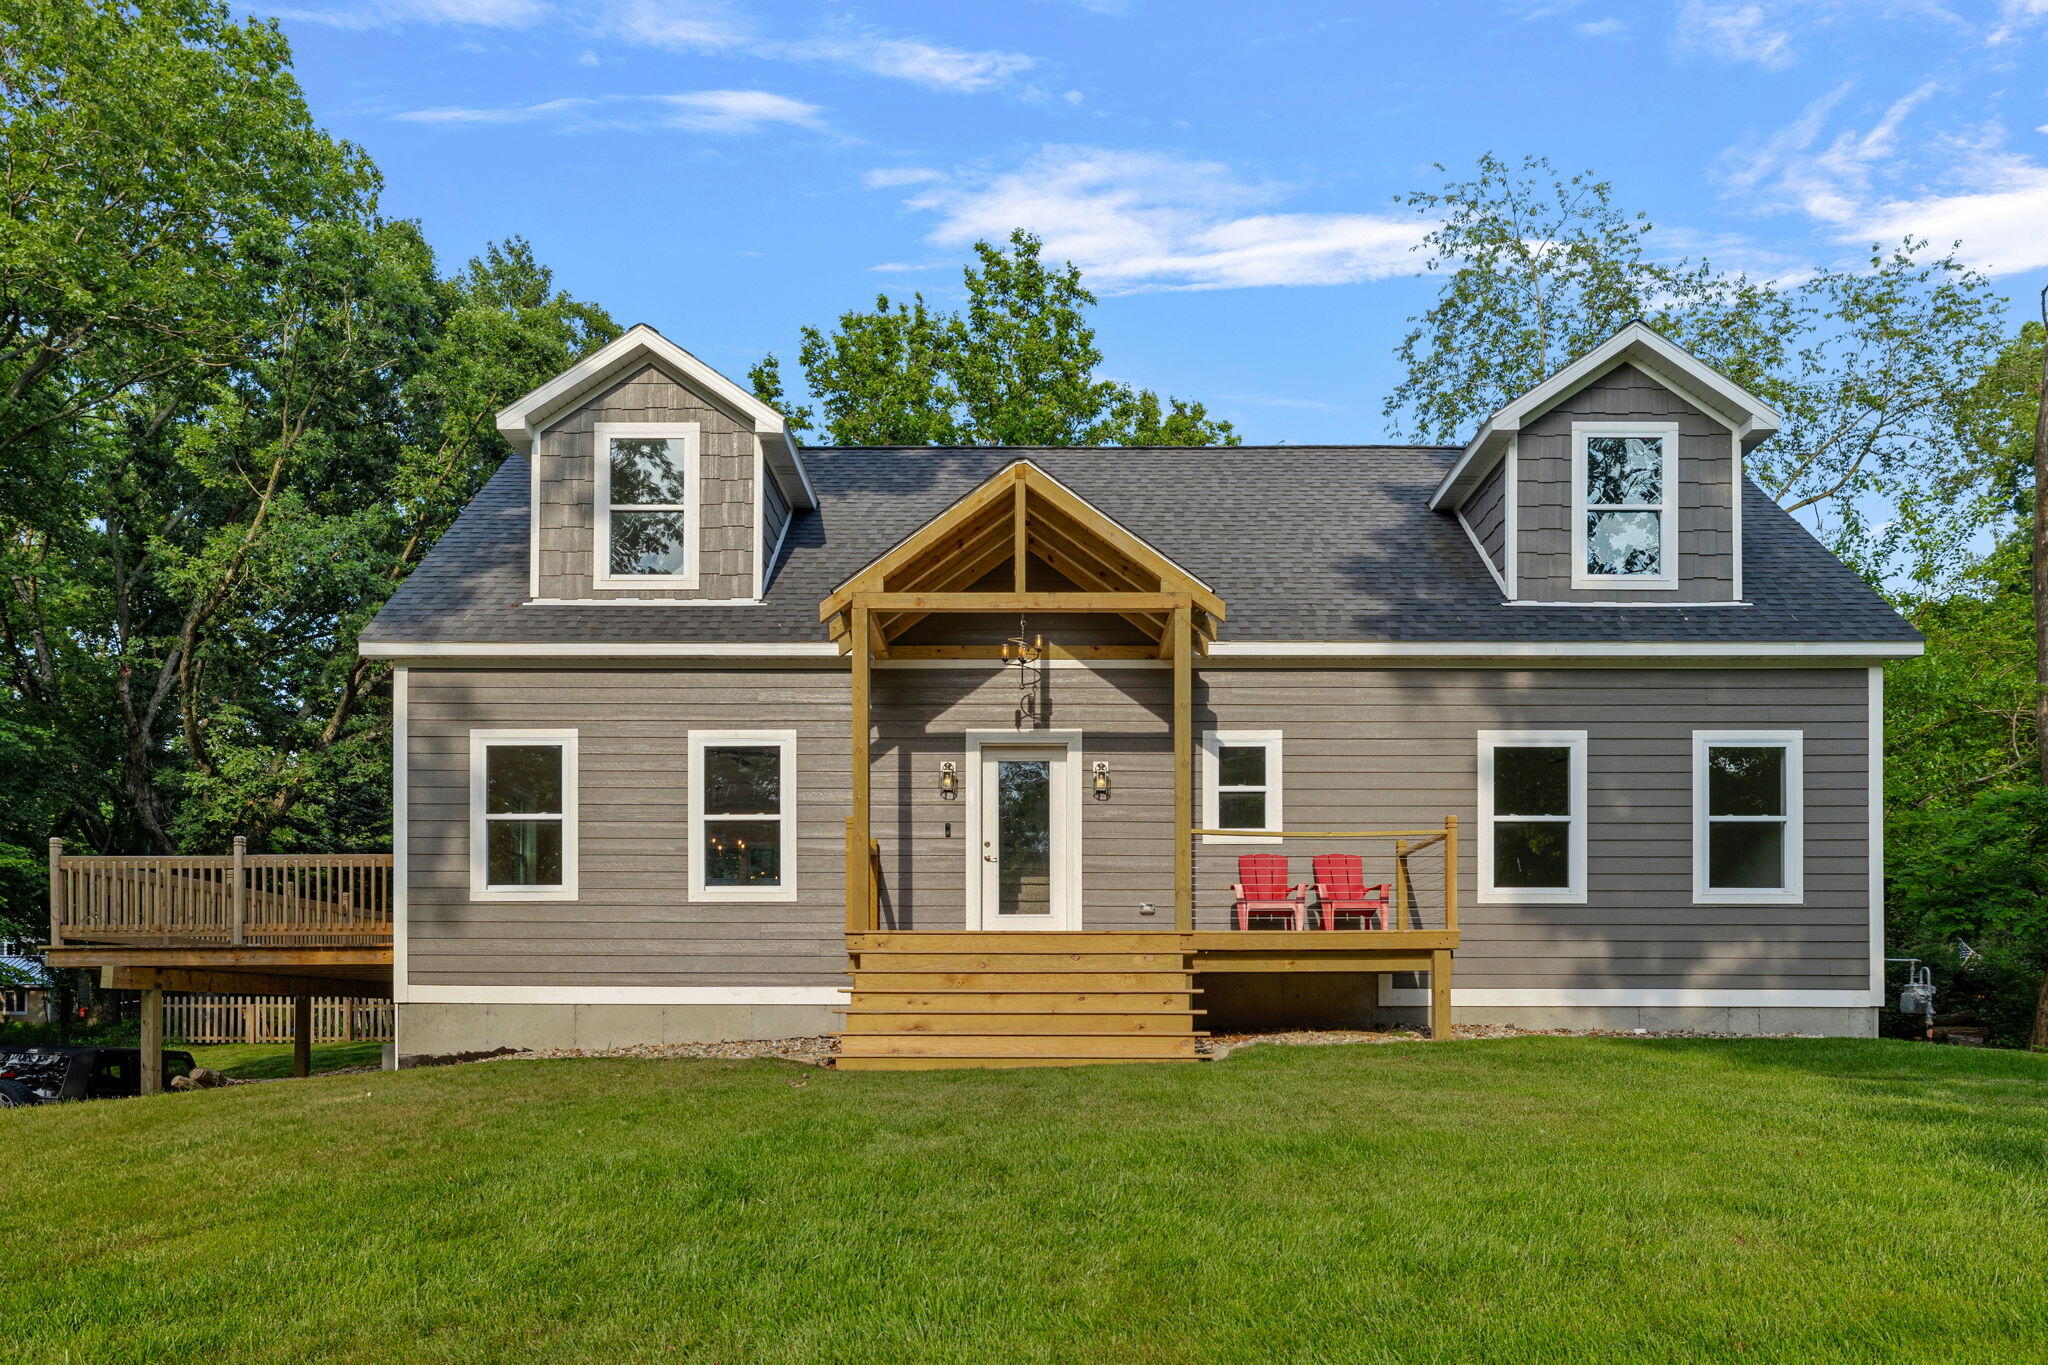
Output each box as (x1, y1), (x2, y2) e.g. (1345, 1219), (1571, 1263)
(1312, 853), (1393, 930)
(1232, 853), (1307, 930)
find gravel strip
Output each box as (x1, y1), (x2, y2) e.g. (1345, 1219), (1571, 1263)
(478, 1036), (839, 1066)
(1199, 1022), (1808, 1059)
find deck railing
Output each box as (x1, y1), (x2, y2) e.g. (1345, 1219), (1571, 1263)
(1189, 817), (1459, 933)
(164, 994), (394, 1044)
(48, 838), (393, 949)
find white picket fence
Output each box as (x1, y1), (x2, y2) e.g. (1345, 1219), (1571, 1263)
(165, 995), (393, 1044)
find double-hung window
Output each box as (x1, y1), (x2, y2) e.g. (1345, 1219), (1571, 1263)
(1693, 732), (1802, 902)
(689, 731), (798, 902)
(470, 730), (578, 900)
(594, 422), (700, 588)
(1201, 731), (1283, 842)
(1573, 422), (1677, 588)
(1477, 731), (1587, 902)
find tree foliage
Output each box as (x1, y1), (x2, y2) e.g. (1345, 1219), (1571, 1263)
(758, 229), (1237, 449)
(1386, 153), (2005, 572)
(0, 1), (617, 947)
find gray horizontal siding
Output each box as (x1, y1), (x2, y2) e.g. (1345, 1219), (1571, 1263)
(1463, 458), (1507, 575)
(1516, 363), (1738, 603)
(534, 363), (758, 601)
(404, 663), (1872, 996)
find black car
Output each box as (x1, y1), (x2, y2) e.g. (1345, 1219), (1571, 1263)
(0, 1046), (198, 1105)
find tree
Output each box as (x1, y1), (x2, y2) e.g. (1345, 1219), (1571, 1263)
(1385, 154), (2004, 571)
(758, 230), (1238, 449)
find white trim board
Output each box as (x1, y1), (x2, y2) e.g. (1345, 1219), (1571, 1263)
(962, 729), (1084, 932)
(361, 639), (1924, 662)
(468, 729), (580, 902)
(686, 729), (799, 904)
(1868, 665), (1885, 998)
(1691, 729), (1804, 905)
(393, 666), (410, 1004)
(1378, 985), (1881, 1009)
(1475, 730), (1588, 905)
(1570, 421), (1680, 592)
(1200, 729), (1284, 845)
(1456, 507), (1510, 597)
(400, 986), (846, 1006)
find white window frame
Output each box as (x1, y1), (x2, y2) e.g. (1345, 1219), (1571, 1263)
(593, 421), (701, 589)
(469, 729), (579, 902)
(1693, 730), (1803, 904)
(1, 987), (27, 1015)
(688, 729), (798, 903)
(1476, 730), (1588, 904)
(1571, 421), (1679, 590)
(1200, 730), (1284, 844)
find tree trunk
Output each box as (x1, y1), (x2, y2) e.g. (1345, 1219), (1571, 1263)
(2032, 288), (2048, 1051)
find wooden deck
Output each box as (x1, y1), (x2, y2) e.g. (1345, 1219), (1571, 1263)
(838, 929), (1455, 1070)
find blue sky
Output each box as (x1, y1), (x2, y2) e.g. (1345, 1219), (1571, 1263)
(256, 0), (2048, 444)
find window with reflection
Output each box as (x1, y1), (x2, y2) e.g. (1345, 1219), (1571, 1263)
(1695, 734), (1801, 899)
(1579, 430), (1670, 579)
(602, 429), (692, 580)
(470, 732), (576, 898)
(1480, 732), (1585, 899)
(690, 732), (796, 900)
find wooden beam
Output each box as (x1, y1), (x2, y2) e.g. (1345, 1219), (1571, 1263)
(1022, 517), (1167, 639)
(848, 604), (873, 932)
(879, 518), (1025, 640)
(100, 966), (391, 997)
(1443, 814), (1459, 934)
(139, 986), (164, 1096)
(292, 994), (312, 1078)
(855, 592), (1189, 614)
(885, 644), (1161, 661)
(48, 946), (392, 969)
(867, 611), (890, 660)
(1012, 479), (1027, 591)
(1014, 464), (1226, 620)
(1172, 605), (1192, 932)
(47, 837), (63, 949)
(819, 468), (1024, 618)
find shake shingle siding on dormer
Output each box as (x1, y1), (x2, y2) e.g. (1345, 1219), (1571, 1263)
(1513, 364), (1738, 603)
(1464, 459), (1507, 576)
(534, 363), (758, 601)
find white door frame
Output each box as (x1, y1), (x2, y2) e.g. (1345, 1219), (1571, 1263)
(963, 729), (1083, 931)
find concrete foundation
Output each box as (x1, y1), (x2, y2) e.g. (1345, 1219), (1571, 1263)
(395, 1002), (841, 1063)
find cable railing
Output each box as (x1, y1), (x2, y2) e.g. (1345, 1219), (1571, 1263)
(1187, 817), (1459, 934)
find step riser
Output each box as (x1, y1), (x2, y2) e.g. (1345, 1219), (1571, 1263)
(837, 1056), (1201, 1071)
(853, 972), (1191, 992)
(840, 1036), (1199, 1059)
(843, 1014), (1203, 1036)
(850, 952), (1189, 971)
(846, 992), (1198, 1013)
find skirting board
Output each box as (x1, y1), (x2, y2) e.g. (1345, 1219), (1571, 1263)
(1376, 982), (1881, 1009)
(400, 986), (846, 1006)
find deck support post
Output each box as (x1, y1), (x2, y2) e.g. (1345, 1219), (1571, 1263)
(1172, 605), (1193, 932)
(848, 604), (873, 932)
(231, 835), (247, 947)
(292, 993), (312, 1078)
(1429, 949), (1452, 1039)
(139, 987), (164, 1095)
(47, 837), (63, 948)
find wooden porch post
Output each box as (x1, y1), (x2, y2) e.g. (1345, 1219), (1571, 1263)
(47, 837), (63, 948)
(1172, 605), (1193, 932)
(848, 602), (873, 932)
(292, 993), (312, 1078)
(1429, 950), (1453, 1039)
(139, 987), (164, 1096)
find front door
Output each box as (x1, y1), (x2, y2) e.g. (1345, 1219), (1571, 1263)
(974, 742), (1078, 930)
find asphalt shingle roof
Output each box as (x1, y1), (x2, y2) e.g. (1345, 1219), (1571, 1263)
(359, 445), (1921, 647)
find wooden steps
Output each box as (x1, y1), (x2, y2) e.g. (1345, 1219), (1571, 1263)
(836, 933), (1204, 1071)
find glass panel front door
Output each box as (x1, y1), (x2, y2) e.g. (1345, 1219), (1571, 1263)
(976, 743), (1077, 929)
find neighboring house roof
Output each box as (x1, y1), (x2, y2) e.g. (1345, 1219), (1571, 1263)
(1, 955), (50, 988)
(359, 443), (1922, 652)
(1432, 321), (1785, 509)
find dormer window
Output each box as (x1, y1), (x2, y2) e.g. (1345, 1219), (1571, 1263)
(1572, 422), (1677, 588)
(594, 422), (700, 588)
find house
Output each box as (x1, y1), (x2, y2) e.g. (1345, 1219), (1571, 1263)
(2, 939), (55, 1025)
(353, 320), (1920, 1068)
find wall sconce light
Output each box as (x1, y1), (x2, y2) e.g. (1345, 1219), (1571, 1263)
(939, 761), (959, 801)
(1091, 761), (1111, 801)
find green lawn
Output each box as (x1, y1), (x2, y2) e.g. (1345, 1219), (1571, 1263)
(3, 1038), (2045, 1364)
(184, 1040), (388, 1080)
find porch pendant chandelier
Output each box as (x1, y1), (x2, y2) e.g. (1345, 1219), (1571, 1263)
(1001, 614), (1046, 726)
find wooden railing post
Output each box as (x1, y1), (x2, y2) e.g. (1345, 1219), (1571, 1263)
(47, 837), (63, 947)
(1443, 815), (1459, 934)
(1393, 838), (1408, 931)
(230, 836), (247, 946)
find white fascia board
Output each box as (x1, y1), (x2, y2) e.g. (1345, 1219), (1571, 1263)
(1200, 640), (1924, 661)
(357, 640), (842, 660)
(1430, 322), (1785, 510)
(495, 324), (816, 510)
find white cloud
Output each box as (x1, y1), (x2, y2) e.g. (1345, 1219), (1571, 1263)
(392, 88), (822, 133)
(1672, 1), (1797, 68)
(1717, 80), (1939, 222)
(577, 48), (600, 66)
(596, 0), (747, 51)
(1859, 159), (2048, 274)
(1989, 0), (2048, 42)
(1576, 17), (1626, 36)
(765, 31), (1033, 92)
(864, 166), (945, 189)
(887, 146), (1421, 292)
(266, 0), (547, 27)
(657, 89), (824, 132)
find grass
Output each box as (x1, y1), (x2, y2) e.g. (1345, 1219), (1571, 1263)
(3, 1037), (2045, 1364)
(183, 1040), (388, 1080)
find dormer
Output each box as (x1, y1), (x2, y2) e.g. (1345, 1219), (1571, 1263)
(495, 325), (815, 604)
(1431, 323), (1781, 605)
